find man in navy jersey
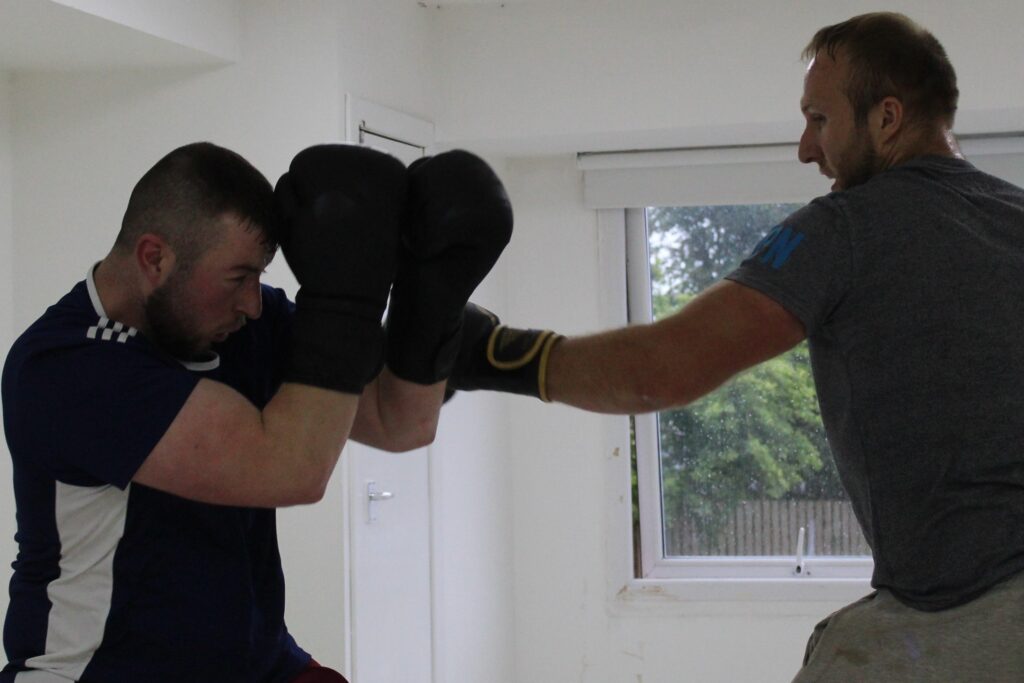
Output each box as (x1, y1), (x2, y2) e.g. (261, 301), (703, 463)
(445, 13), (1024, 682)
(1, 141), (511, 682)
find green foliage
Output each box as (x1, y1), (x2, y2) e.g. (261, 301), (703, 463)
(648, 204), (804, 296)
(644, 204), (848, 552)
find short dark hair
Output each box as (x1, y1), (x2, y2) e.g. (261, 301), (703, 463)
(116, 142), (278, 269)
(803, 12), (958, 128)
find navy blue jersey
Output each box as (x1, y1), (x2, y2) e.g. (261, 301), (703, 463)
(1, 267), (310, 682)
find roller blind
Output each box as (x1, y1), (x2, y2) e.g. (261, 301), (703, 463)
(579, 134), (1024, 209)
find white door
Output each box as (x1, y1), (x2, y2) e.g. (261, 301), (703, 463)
(346, 443), (433, 683)
(343, 97), (436, 683)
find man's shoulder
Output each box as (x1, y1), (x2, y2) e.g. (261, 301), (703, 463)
(13, 280), (135, 353)
(9, 281), (95, 355)
(873, 155), (1017, 193)
(837, 156), (1024, 216)
(4, 279), (167, 392)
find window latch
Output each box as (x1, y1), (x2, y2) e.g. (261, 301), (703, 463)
(793, 526), (810, 576)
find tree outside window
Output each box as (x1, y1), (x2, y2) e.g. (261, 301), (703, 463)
(645, 205), (869, 558)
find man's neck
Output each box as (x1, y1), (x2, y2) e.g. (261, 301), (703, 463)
(93, 254), (146, 331)
(884, 126), (963, 171)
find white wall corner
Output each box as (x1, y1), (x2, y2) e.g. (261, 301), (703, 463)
(0, 68), (16, 632)
(51, 0), (242, 63)
(0, 70), (14, 370)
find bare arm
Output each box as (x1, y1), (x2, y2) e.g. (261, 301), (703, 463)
(136, 143), (430, 507)
(545, 280), (806, 413)
(349, 369), (446, 451)
(134, 369), (446, 507)
(134, 381), (357, 508)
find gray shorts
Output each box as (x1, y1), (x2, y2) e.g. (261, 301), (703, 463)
(791, 570), (1024, 682)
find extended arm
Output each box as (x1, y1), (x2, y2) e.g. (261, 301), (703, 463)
(448, 280), (806, 414)
(545, 280), (806, 413)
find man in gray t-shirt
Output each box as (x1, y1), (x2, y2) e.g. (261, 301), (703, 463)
(729, 156), (1024, 613)
(443, 11), (1024, 682)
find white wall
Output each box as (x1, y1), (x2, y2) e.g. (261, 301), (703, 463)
(0, 71), (15, 591)
(0, 70), (10, 340)
(337, 1), (441, 125)
(435, 0), (1024, 155)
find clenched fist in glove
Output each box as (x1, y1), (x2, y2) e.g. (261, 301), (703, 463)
(275, 144), (407, 394)
(385, 150), (513, 385)
(446, 302), (563, 402)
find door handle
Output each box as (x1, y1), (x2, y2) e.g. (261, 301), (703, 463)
(367, 481), (394, 523)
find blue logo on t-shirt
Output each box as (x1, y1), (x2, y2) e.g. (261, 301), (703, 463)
(751, 224), (805, 269)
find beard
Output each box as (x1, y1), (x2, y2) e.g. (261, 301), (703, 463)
(834, 125), (881, 191)
(144, 271), (208, 361)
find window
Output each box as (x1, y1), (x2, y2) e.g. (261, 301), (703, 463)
(580, 136), (1024, 592)
(628, 204), (873, 581)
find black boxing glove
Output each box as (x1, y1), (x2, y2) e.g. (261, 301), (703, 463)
(275, 144), (406, 394)
(446, 303), (563, 402)
(385, 150), (513, 385)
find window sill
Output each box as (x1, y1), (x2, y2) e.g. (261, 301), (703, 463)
(609, 576), (872, 618)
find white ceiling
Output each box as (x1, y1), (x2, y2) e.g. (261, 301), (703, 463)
(420, 0), (539, 6)
(0, 0), (229, 71)
(0, 0), (549, 72)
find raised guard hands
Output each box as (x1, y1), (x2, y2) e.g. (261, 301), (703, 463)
(385, 150), (513, 385)
(275, 144), (407, 394)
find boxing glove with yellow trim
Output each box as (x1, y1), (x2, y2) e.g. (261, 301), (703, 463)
(446, 303), (563, 402)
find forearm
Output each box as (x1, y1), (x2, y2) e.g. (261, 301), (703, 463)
(135, 379), (360, 508)
(544, 323), (705, 414)
(446, 303), (708, 412)
(258, 383), (358, 495)
(456, 281), (807, 414)
(349, 369), (445, 451)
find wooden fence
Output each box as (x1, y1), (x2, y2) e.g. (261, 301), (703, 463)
(666, 499), (870, 557)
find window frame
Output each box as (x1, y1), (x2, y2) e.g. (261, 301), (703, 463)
(586, 209), (866, 612)
(627, 207), (873, 583)
(592, 136), (1024, 607)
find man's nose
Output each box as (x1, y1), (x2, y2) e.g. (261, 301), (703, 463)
(798, 126), (820, 165)
(238, 280), (262, 320)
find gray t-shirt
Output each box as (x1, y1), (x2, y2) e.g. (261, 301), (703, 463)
(727, 156), (1024, 611)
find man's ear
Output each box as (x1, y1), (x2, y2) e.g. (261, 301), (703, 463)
(871, 96), (905, 147)
(135, 234), (176, 291)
